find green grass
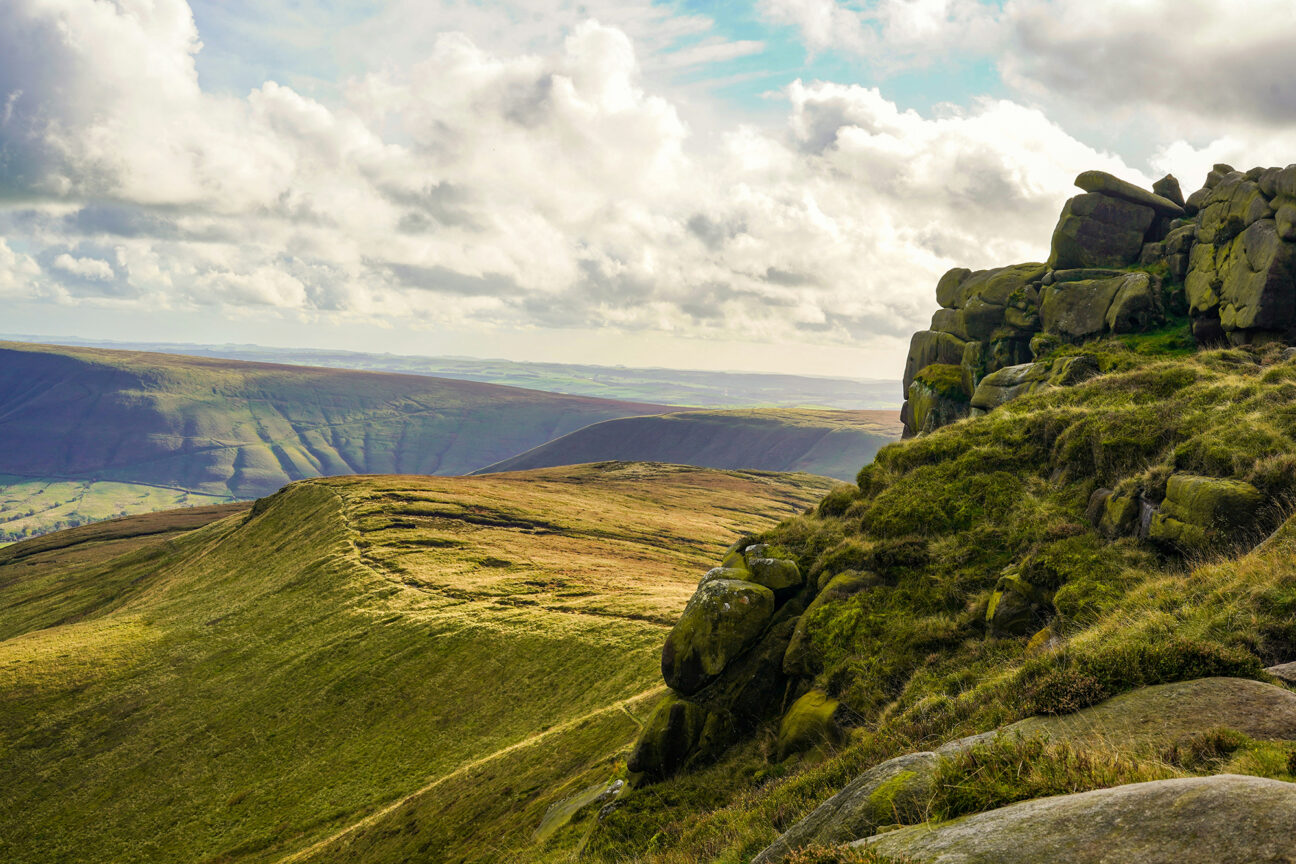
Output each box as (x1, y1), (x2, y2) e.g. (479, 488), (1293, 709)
(0, 463), (835, 864)
(574, 338), (1296, 863)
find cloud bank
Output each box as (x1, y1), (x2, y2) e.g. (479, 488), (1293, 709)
(0, 0), (1234, 372)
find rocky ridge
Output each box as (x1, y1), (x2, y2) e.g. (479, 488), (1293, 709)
(901, 164), (1296, 438)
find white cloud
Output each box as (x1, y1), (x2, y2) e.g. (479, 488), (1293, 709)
(0, 238), (39, 296)
(0, 0), (1145, 364)
(51, 252), (114, 281)
(758, 0), (1001, 68)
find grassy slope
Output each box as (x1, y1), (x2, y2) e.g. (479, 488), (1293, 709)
(476, 409), (902, 481)
(0, 463), (835, 864)
(0, 340), (673, 504)
(576, 333), (1296, 863)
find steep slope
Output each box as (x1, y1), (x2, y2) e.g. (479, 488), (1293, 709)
(0, 341), (673, 530)
(475, 409), (902, 481)
(0, 463), (835, 864)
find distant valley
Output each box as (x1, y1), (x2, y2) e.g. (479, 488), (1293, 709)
(0, 342), (900, 542)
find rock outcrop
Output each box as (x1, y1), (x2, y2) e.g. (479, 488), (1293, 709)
(754, 678), (1296, 862)
(900, 165), (1296, 437)
(863, 775), (1296, 864)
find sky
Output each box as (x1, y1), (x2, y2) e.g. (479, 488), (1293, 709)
(3, 1), (1296, 377)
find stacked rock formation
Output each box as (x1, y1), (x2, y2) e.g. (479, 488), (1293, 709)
(900, 164), (1296, 437)
(628, 539), (822, 781)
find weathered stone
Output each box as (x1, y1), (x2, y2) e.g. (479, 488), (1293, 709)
(1183, 186), (1209, 215)
(1217, 218), (1296, 334)
(1086, 488), (1112, 527)
(750, 751), (942, 864)
(1269, 661), (1296, 686)
(1040, 276), (1125, 340)
(1148, 474), (1264, 552)
(1276, 165), (1296, 199)
(777, 689), (844, 759)
(1152, 174), (1185, 207)
(931, 298), (1006, 341)
(942, 263), (1047, 309)
(700, 566), (748, 586)
(1138, 241), (1165, 266)
(1163, 223), (1196, 255)
(627, 693), (711, 781)
(747, 557), (803, 593)
(689, 607), (797, 718)
(1105, 272), (1162, 333)
(1197, 176), (1273, 244)
(902, 330), (969, 395)
(758, 678), (1296, 862)
(1028, 332), (1062, 358)
(1098, 488), (1139, 538)
(934, 267), (972, 309)
(1258, 166), (1284, 199)
(907, 370), (971, 436)
(1076, 170), (1185, 216)
(661, 578), (775, 695)
(864, 775), (1296, 864)
(1275, 198), (1296, 241)
(1049, 267), (1125, 284)
(1048, 193), (1156, 270)
(969, 362), (1047, 410)
(986, 573), (1050, 637)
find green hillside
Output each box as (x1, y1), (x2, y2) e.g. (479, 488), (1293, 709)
(0, 463), (835, 864)
(476, 409), (902, 481)
(0, 341), (675, 538)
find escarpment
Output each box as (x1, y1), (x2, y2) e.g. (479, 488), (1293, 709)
(612, 166), (1296, 859)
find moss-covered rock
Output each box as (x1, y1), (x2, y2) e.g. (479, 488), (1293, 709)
(777, 689), (844, 760)
(784, 570), (880, 675)
(1048, 193), (1155, 270)
(1148, 473), (1265, 552)
(626, 693), (711, 782)
(1097, 488), (1140, 537)
(906, 366), (972, 436)
(747, 557), (803, 592)
(661, 578), (775, 695)
(986, 573), (1051, 637)
(750, 751), (941, 864)
(688, 606), (799, 719)
(902, 330), (968, 397)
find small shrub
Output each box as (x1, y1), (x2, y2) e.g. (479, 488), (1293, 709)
(819, 485), (862, 518)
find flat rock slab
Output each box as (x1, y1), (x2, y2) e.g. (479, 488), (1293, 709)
(864, 775), (1296, 864)
(1011, 677), (1296, 747)
(1269, 662), (1296, 685)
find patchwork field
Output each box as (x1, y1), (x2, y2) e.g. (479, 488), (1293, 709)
(0, 463), (836, 864)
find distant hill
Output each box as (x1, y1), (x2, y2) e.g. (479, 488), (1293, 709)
(0, 341), (674, 538)
(0, 464), (835, 864)
(2, 336), (901, 409)
(475, 408), (902, 481)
